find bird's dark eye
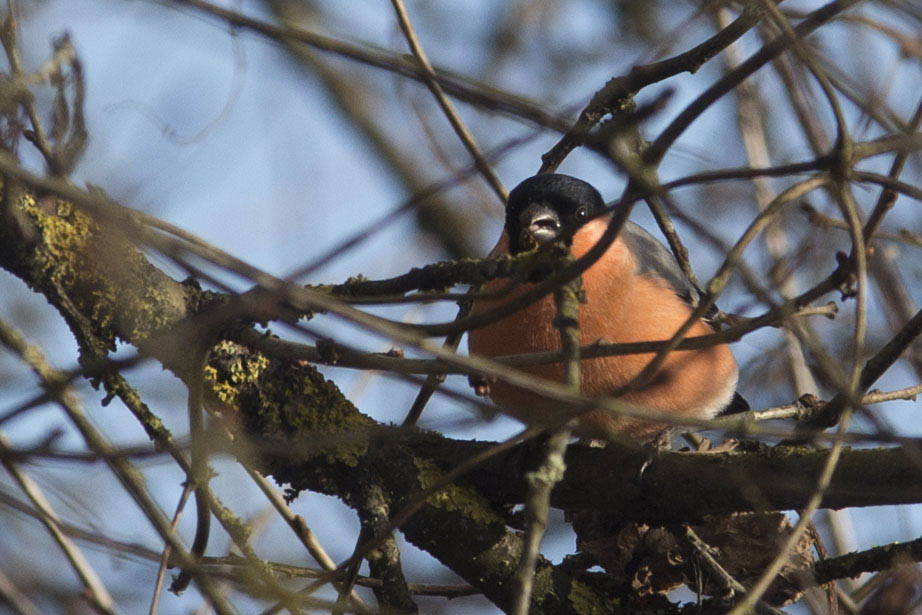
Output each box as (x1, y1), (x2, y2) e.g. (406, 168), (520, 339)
(575, 206), (589, 222)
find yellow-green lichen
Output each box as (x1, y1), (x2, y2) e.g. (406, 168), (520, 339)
(24, 196), (92, 285)
(568, 580), (609, 615)
(215, 341), (269, 384)
(123, 282), (183, 342)
(204, 364), (239, 405)
(530, 565), (556, 608)
(366, 547), (384, 561)
(204, 341), (271, 407)
(205, 340), (370, 467)
(413, 457), (501, 524)
(21, 195), (185, 346)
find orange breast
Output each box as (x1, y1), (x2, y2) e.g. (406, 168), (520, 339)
(467, 219), (738, 439)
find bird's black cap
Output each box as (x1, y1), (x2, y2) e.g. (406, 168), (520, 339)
(505, 174), (605, 253)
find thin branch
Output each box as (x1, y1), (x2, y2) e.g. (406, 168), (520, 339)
(861, 94), (922, 244)
(98, 372), (308, 610)
(0, 12), (55, 168)
(388, 0), (506, 202)
(732, 171), (868, 615)
(862, 384), (922, 404)
(538, 1), (771, 173)
(801, 204), (922, 248)
(644, 194), (699, 287)
(264, 0), (496, 262)
(243, 467), (371, 614)
(0, 320), (235, 613)
(150, 484), (193, 615)
(719, 5), (820, 398)
(623, 175), (830, 394)
(237, 299), (836, 376)
(316, 424), (545, 605)
(0, 566), (40, 615)
(684, 525), (787, 615)
(644, 0), (862, 166)
(813, 534), (922, 588)
(512, 257), (580, 615)
(401, 306), (470, 426)
(757, 0), (850, 152)
(798, 307), (922, 431)
(169, 348), (212, 595)
(0, 485), (162, 563)
(0, 432), (116, 614)
(710, 383), (922, 431)
(170, 0), (567, 131)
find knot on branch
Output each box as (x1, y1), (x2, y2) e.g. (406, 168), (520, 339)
(830, 134), (856, 183)
(316, 337), (341, 364)
(594, 75), (633, 114)
(833, 250), (859, 299)
(793, 393), (824, 421)
(467, 374), (495, 399)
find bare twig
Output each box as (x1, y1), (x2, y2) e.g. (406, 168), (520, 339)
(0, 432), (116, 614)
(0, 566), (40, 615)
(644, 0), (862, 166)
(624, 175), (830, 394)
(719, 6), (820, 398)
(684, 525), (788, 615)
(0, 12), (55, 167)
(169, 348), (212, 595)
(732, 154), (868, 615)
(511, 256), (580, 615)
(0, 320), (235, 613)
(861, 94), (922, 244)
(170, 0), (566, 130)
(539, 1), (770, 173)
(150, 484), (193, 615)
(244, 467), (371, 614)
(388, 0), (506, 202)
(237, 299), (836, 376)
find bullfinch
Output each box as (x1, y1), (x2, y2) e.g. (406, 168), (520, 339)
(467, 174), (745, 441)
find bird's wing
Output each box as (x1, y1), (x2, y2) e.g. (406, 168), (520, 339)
(621, 221), (719, 319)
(622, 221), (748, 414)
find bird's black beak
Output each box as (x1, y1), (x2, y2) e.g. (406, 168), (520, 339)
(517, 203), (561, 249)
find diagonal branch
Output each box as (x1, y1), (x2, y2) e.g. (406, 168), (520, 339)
(389, 0), (506, 202)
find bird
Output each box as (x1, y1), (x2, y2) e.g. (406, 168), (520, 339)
(467, 173), (746, 441)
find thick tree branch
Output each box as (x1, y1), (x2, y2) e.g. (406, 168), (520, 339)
(426, 439), (922, 522)
(0, 180), (609, 613)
